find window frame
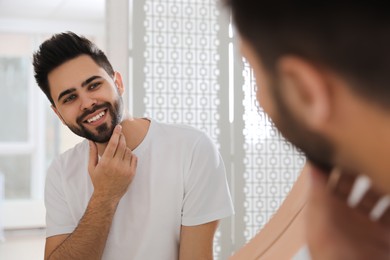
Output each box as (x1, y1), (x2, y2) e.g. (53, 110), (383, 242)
(0, 53), (47, 229)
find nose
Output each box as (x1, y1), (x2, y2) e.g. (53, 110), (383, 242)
(80, 94), (97, 111)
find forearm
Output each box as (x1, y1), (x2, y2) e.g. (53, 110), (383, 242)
(46, 193), (120, 260)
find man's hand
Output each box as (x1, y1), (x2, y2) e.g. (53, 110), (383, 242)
(88, 124), (138, 202)
(306, 165), (390, 260)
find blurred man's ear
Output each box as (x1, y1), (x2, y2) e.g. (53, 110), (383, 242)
(113, 71), (125, 95)
(277, 56), (332, 131)
(51, 105), (66, 125)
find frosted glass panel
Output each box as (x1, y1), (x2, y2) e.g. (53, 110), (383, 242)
(143, 1), (221, 144)
(0, 154), (31, 199)
(0, 57), (29, 142)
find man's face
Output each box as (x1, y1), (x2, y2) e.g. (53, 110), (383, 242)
(240, 38), (334, 172)
(48, 55), (124, 143)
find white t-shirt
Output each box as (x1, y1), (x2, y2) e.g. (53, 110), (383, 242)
(45, 119), (234, 260)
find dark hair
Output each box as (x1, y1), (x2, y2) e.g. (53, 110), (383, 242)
(33, 31), (114, 105)
(226, 1), (390, 107)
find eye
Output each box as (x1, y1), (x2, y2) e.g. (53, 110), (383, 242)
(89, 82), (101, 90)
(63, 94), (77, 104)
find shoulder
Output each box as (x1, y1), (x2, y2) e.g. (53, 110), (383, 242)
(56, 139), (89, 164)
(150, 120), (219, 160)
(151, 119), (210, 142)
(48, 139), (89, 174)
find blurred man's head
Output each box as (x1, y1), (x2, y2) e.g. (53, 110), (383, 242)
(226, 2), (390, 173)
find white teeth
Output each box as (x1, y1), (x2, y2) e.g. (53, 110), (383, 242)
(87, 111), (105, 123)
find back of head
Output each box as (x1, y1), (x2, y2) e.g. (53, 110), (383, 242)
(226, 1), (390, 108)
(33, 31), (114, 105)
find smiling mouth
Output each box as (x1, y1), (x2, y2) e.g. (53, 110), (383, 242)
(84, 110), (107, 124)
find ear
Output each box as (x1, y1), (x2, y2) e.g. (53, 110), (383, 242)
(113, 71), (125, 95)
(51, 105), (66, 125)
(277, 56), (331, 131)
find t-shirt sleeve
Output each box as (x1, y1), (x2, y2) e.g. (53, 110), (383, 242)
(181, 133), (234, 226)
(45, 158), (76, 237)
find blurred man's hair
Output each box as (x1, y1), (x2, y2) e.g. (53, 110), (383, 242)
(226, 1), (390, 107)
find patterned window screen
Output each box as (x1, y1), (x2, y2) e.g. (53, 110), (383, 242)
(139, 0), (221, 143)
(132, 0), (305, 258)
(241, 60), (305, 241)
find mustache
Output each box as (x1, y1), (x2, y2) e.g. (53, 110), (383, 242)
(76, 103), (110, 124)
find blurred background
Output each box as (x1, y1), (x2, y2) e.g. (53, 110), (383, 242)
(0, 0), (304, 259)
(0, 0), (103, 258)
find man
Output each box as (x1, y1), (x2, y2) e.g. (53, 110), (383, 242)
(225, 1), (390, 259)
(33, 31), (234, 260)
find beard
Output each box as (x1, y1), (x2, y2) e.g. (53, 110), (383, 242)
(268, 80), (334, 173)
(67, 97), (124, 143)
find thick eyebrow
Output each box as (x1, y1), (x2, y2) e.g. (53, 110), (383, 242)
(81, 75), (102, 87)
(57, 75), (103, 102)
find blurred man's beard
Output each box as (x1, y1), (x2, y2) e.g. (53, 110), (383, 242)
(67, 97), (124, 143)
(267, 80), (334, 173)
